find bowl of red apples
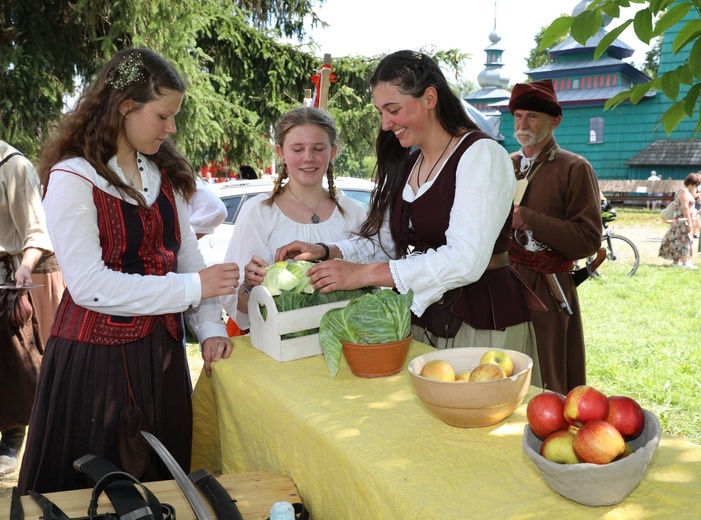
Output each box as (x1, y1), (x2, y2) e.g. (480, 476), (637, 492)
(522, 385), (661, 507)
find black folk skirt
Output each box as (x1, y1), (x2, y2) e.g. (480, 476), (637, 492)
(18, 323), (192, 494)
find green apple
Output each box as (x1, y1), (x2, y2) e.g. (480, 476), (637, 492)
(614, 442), (635, 461)
(539, 429), (580, 464)
(479, 349), (514, 377)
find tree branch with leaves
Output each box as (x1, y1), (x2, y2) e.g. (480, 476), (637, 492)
(539, 0), (701, 135)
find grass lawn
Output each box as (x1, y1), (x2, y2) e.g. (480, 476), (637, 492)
(578, 208), (701, 445)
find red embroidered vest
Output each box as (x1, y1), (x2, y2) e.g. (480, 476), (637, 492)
(391, 132), (533, 330)
(51, 178), (183, 345)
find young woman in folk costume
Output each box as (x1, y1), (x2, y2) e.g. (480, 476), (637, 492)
(18, 48), (239, 493)
(276, 51), (543, 385)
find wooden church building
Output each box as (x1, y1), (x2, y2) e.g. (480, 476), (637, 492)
(466, 0), (701, 181)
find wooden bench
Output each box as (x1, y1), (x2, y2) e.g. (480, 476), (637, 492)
(599, 180), (682, 204)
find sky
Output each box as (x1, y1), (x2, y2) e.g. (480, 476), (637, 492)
(300, 0), (652, 86)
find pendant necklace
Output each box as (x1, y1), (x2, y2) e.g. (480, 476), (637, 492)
(287, 187), (324, 224)
(124, 155), (141, 187)
(417, 135), (454, 187)
(126, 166), (138, 186)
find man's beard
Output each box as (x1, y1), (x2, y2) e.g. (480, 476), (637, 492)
(515, 127), (550, 148)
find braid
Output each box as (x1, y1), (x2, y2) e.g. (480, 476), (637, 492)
(326, 163), (347, 217)
(266, 163), (288, 206)
(327, 164), (337, 201)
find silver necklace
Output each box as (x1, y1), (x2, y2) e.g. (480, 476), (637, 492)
(417, 136), (453, 187)
(287, 187), (324, 224)
(126, 166), (138, 186)
(124, 157), (140, 186)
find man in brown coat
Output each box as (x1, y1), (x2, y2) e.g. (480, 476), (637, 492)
(507, 80), (603, 394)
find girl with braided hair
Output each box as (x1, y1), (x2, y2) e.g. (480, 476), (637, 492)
(221, 106), (366, 330)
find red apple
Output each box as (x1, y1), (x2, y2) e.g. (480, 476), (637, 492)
(606, 395), (645, 440)
(540, 429), (580, 464)
(564, 385), (609, 427)
(526, 392), (568, 440)
(572, 420), (626, 464)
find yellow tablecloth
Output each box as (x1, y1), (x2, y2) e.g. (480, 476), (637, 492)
(192, 337), (701, 519)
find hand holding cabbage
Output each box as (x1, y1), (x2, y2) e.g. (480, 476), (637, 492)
(256, 260), (372, 338)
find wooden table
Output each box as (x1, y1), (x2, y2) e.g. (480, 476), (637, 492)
(0, 472), (300, 519)
(192, 337), (701, 519)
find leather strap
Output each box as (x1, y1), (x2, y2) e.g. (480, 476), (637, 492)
(74, 454), (174, 520)
(486, 251), (509, 270)
(88, 471), (154, 520)
(188, 468), (243, 520)
(0, 152), (23, 169)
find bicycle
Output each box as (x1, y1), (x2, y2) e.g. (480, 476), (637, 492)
(595, 203), (640, 277)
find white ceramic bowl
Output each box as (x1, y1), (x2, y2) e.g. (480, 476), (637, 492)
(522, 409), (661, 506)
(407, 347), (533, 428)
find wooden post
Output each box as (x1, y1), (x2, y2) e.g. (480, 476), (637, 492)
(303, 88), (312, 107)
(318, 53), (332, 111)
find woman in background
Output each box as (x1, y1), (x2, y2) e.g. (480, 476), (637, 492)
(659, 172), (701, 269)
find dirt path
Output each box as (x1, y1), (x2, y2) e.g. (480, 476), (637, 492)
(608, 221), (666, 265)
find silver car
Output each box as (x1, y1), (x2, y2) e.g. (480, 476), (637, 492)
(197, 176), (374, 265)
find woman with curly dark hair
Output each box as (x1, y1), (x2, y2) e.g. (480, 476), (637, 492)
(18, 48), (239, 493)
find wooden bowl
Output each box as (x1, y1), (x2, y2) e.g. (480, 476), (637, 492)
(407, 347), (532, 427)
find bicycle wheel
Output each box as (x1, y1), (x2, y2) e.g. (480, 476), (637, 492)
(599, 233), (640, 277)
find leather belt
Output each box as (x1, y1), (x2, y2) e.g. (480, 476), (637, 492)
(487, 251), (510, 270)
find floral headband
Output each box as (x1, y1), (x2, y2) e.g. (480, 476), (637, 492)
(106, 52), (145, 90)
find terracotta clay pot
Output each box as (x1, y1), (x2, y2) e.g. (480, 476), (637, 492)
(341, 332), (413, 378)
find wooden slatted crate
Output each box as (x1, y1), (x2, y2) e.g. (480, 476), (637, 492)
(247, 285), (350, 362)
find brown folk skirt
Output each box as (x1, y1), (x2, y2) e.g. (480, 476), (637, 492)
(17, 323), (192, 494)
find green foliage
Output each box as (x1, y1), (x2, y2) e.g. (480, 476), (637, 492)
(539, 0), (701, 135)
(526, 21), (569, 70)
(2, 0), (480, 172)
(638, 37), (662, 77)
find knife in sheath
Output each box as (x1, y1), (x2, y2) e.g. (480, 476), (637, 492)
(141, 431), (214, 520)
(189, 468), (243, 520)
